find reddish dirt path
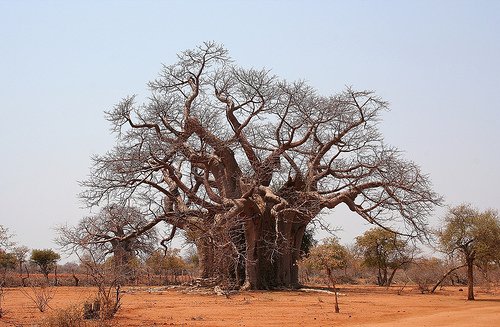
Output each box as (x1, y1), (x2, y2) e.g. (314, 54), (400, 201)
(1, 285), (499, 326)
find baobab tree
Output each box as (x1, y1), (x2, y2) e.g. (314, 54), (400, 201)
(57, 205), (158, 281)
(81, 42), (441, 289)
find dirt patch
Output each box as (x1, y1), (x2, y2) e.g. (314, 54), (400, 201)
(0, 285), (498, 326)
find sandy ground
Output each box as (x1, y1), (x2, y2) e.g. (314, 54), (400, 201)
(0, 285), (499, 326)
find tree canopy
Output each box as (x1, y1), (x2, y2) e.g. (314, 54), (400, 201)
(30, 249), (60, 281)
(80, 42), (441, 289)
(0, 251), (16, 271)
(304, 238), (349, 274)
(355, 227), (415, 286)
(57, 205), (158, 262)
(438, 204), (500, 300)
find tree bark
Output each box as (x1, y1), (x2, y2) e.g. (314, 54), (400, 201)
(197, 237), (215, 279)
(193, 208), (307, 290)
(386, 268), (398, 287)
(377, 267), (388, 286)
(54, 265), (58, 286)
(112, 240), (135, 283)
(72, 272), (80, 287)
(193, 224), (244, 287)
(466, 256), (475, 300)
(243, 210), (307, 289)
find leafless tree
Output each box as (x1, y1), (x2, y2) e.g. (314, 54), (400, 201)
(20, 283), (54, 312)
(80, 42), (441, 289)
(57, 204), (158, 282)
(12, 246), (29, 275)
(0, 225), (14, 250)
(79, 254), (123, 320)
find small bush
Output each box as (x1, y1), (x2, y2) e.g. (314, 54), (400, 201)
(21, 284), (54, 312)
(43, 305), (85, 327)
(43, 304), (114, 327)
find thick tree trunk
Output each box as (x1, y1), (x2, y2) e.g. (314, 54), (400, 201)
(377, 267), (388, 286)
(194, 224), (245, 288)
(386, 268), (397, 286)
(194, 209), (308, 290)
(72, 271), (80, 287)
(242, 218), (259, 290)
(112, 241), (135, 283)
(243, 210), (307, 289)
(197, 237), (215, 279)
(466, 256), (475, 300)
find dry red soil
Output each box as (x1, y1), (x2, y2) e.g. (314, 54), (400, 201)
(1, 285), (499, 326)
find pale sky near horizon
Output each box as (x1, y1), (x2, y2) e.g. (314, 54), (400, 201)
(1, 0), (499, 260)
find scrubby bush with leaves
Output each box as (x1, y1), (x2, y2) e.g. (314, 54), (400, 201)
(43, 304), (85, 327)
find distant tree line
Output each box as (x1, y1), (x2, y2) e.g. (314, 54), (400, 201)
(1, 203), (499, 304)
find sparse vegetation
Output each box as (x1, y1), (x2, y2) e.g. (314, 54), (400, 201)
(21, 283), (54, 312)
(43, 304), (85, 327)
(79, 254), (123, 320)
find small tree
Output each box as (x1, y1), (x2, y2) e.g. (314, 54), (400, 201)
(438, 204), (500, 300)
(0, 250), (16, 286)
(30, 249), (60, 282)
(79, 252), (123, 320)
(355, 228), (415, 286)
(0, 227), (16, 316)
(303, 238), (349, 313)
(20, 284), (54, 312)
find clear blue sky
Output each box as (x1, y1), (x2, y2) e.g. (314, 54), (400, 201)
(1, 0), (499, 257)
